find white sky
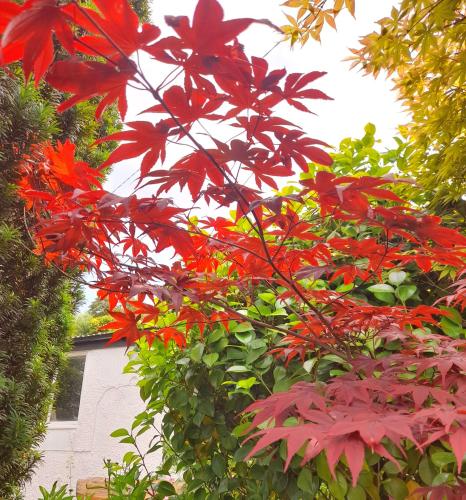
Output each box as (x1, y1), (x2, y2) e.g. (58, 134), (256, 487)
(81, 0), (404, 309)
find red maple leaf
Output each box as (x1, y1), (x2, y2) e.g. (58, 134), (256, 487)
(263, 70), (332, 112)
(274, 129), (332, 169)
(163, 0), (275, 55)
(102, 309), (142, 345)
(0, 1), (21, 33)
(46, 58), (137, 119)
(234, 116), (297, 150)
(157, 326), (186, 348)
(41, 140), (104, 190)
(66, 0), (160, 58)
(145, 150), (225, 200)
(98, 120), (175, 175)
(0, 0), (75, 83)
(144, 85), (224, 133)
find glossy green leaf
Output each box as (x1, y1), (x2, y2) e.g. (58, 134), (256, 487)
(236, 377), (257, 390)
(227, 365), (250, 373)
(212, 454), (226, 478)
(273, 366), (287, 382)
(347, 485), (366, 500)
(234, 330), (255, 345)
(202, 353), (219, 367)
(395, 284), (417, 303)
(419, 456), (436, 485)
(373, 291), (395, 305)
(297, 468), (313, 493)
(367, 283), (395, 293)
(110, 428), (128, 438)
(190, 343), (205, 363)
(156, 481), (176, 497)
(207, 329), (225, 344)
(258, 292), (276, 304)
(232, 322), (254, 333)
(382, 477), (408, 500)
(316, 453), (332, 482)
(431, 451), (456, 468)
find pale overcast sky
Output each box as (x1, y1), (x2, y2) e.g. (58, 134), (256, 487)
(82, 0), (405, 309)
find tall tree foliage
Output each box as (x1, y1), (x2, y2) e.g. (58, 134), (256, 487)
(1, 0), (465, 498)
(281, 0), (356, 44)
(0, 74), (75, 498)
(350, 0), (466, 215)
(283, 0), (466, 214)
(0, 0), (148, 495)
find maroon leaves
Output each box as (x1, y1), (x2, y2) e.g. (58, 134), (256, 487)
(145, 86), (224, 132)
(450, 427), (466, 474)
(164, 0), (275, 55)
(46, 59), (137, 119)
(146, 150), (225, 200)
(244, 377), (466, 486)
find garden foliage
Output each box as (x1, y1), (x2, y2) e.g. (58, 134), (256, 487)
(1, 0), (465, 498)
(108, 130), (466, 499)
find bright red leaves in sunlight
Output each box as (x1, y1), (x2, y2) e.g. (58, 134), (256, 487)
(66, 0), (160, 58)
(145, 86), (224, 132)
(0, 0), (74, 83)
(98, 120), (174, 174)
(2, 0), (466, 492)
(103, 310), (142, 345)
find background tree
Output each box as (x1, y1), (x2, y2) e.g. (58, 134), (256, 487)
(0, 74), (76, 499)
(73, 298), (113, 337)
(350, 0), (466, 216)
(281, 0), (356, 44)
(0, 0), (149, 495)
(283, 0), (466, 216)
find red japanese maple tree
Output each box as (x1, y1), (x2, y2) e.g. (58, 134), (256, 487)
(1, 0), (465, 495)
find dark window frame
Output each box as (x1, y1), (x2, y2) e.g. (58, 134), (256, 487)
(49, 352), (87, 423)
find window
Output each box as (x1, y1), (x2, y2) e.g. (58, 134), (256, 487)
(50, 354), (86, 422)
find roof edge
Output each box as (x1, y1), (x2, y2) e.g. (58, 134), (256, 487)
(72, 333), (126, 349)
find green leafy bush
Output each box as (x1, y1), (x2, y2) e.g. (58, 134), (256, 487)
(101, 128), (464, 498)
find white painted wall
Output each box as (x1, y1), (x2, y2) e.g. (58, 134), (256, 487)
(25, 345), (161, 499)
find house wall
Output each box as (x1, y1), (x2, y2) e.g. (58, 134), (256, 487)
(25, 345), (162, 499)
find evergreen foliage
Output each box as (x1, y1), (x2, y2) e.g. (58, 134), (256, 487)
(0, 74), (73, 498)
(0, 0), (150, 493)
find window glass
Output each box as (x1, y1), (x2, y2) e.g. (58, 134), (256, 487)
(50, 355), (86, 421)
